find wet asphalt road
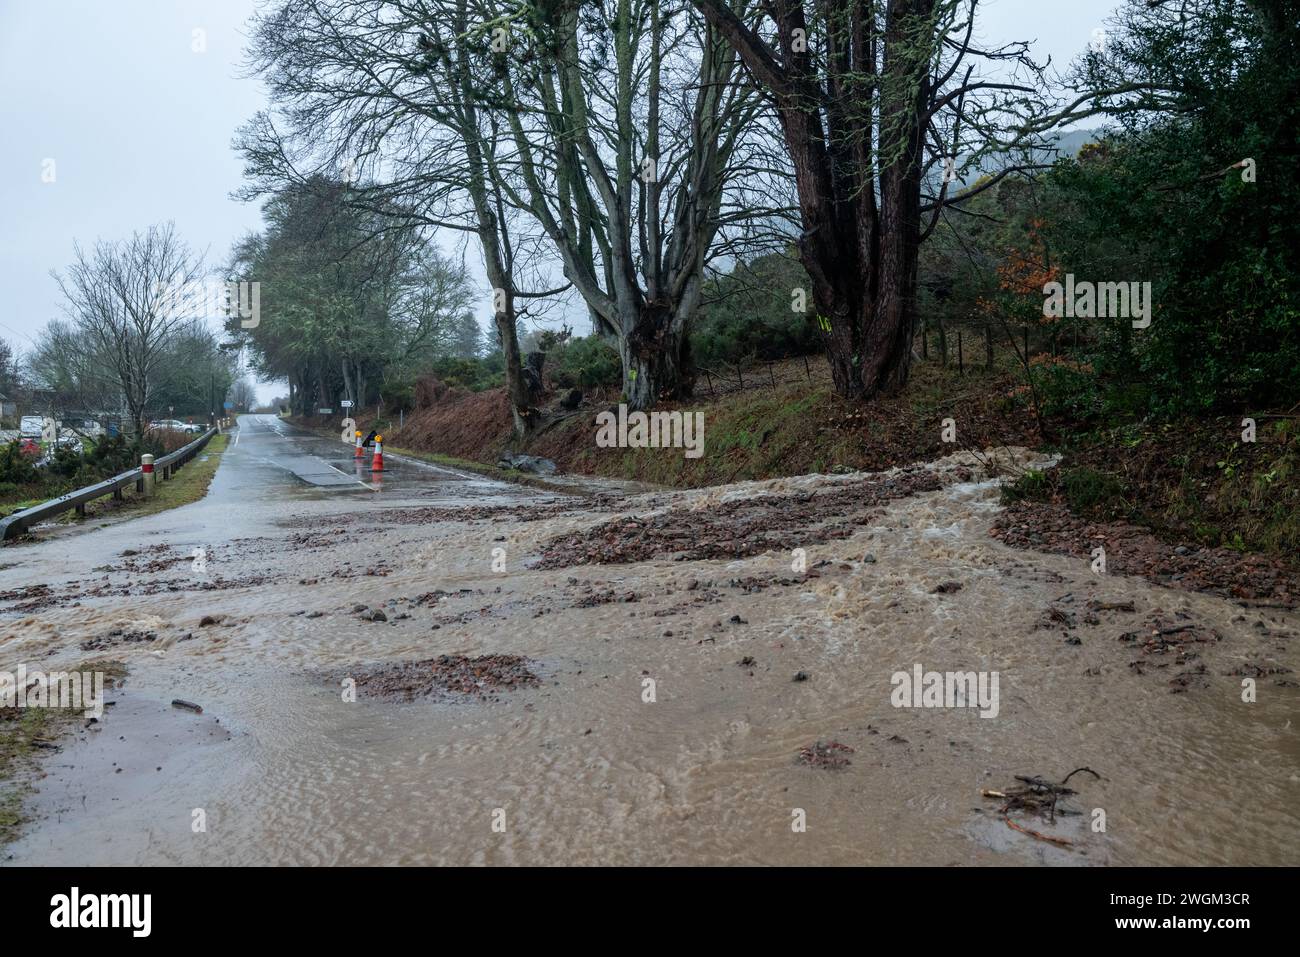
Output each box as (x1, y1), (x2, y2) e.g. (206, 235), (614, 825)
(0, 414), (541, 622)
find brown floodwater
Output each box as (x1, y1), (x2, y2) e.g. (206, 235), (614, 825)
(1, 417), (1296, 865)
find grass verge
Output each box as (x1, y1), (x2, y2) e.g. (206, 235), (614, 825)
(1, 660), (128, 847)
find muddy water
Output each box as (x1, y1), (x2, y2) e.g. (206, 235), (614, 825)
(1, 427), (1297, 865)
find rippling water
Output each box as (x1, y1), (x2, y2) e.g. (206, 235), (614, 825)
(2, 441), (1296, 865)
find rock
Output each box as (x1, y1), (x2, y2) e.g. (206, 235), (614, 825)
(199, 614), (225, 627)
(171, 699), (203, 714)
(793, 671), (810, 682)
(497, 452), (558, 475)
(370, 609), (388, 622)
(352, 603), (368, 614)
(560, 389), (583, 411)
(863, 553), (877, 563)
(306, 611), (324, 619)
(931, 581), (963, 594)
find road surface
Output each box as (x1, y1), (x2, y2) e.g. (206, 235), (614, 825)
(1, 415), (1297, 865)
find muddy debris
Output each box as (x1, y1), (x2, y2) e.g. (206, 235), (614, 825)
(981, 767), (1101, 848)
(1120, 615), (1227, 685)
(797, 740), (854, 770)
(171, 699), (204, 714)
(536, 468), (951, 568)
(726, 574), (814, 593)
(993, 502), (1300, 605)
(80, 629), (157, 652)
(341, 654), (541, 702)
(0, 583), (56, 613)
(571, 589), (639, 609)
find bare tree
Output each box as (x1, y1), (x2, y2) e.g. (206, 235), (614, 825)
(243, 0), (569, 434)
(487, 0), (790, 407)
(693, 0), (1056, 399)
(53, 223), (206, 435)
(229, 377), (259, 412)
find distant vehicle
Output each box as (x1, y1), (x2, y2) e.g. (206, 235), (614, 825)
(148, 419), (194, 433)
(53, 435), (84, 455)
(19, 415), (43, 438)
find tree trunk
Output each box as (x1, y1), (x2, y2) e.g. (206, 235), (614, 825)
(693, 0), (933, 403)
(490, 284), (538, 438)
(622, 307), (693, 409)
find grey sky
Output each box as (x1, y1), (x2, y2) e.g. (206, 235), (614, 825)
(0, 0), (1118, 403)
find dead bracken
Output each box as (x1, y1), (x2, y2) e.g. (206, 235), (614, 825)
(992, 502), (1300, 605)
(797, 740), (854, 770)
(536, 469), (952, 568)
(340, 654), (541, 702)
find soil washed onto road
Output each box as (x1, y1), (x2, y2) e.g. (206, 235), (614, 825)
(1, 417), (1296, 865)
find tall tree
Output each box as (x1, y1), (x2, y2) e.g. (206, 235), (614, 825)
(243, 0), (569, 433)
(489, 0), (785, 407)
(228, 179), (476, 415)
(692, 0), (1054, 399)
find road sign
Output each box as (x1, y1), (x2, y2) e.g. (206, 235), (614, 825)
(319, 408), (333, 415)
(341, 400), (353, 408)
(223, 401), (233, 410)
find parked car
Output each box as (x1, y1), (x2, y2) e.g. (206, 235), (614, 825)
(18, 437), (40, 458)
(54, 435), (84, 455)
(148, 419), (191, 433)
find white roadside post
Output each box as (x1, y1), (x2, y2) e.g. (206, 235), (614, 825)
(140, 454), (156, 497)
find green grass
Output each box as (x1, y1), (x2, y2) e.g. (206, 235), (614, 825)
(564, 384), (838, 487)
(119, 433), (229, 517)
(382, 442), (591, 495)
(47, 433), (230, 527)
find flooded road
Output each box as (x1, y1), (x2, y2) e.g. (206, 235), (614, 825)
(1, 416), (1297, 865)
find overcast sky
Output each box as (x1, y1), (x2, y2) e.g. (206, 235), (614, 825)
(0, 0), (1119, 403)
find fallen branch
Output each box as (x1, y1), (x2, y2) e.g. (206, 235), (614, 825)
(1003, 815), (1075, 848)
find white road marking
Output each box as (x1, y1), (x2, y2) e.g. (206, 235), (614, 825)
(327, 463), (373, 489)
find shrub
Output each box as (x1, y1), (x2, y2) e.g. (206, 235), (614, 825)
(1061, 467), (1125, 513)
(0, 441), (38, 485)
(549, 336), (622, 390)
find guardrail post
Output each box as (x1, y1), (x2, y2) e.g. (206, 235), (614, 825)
(141, 454), (156, 497)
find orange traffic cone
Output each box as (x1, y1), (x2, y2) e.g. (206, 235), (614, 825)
(354, 429), (364, 459)
(371, 434), (384, 472)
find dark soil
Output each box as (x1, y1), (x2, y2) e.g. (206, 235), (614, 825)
(340, 654), (541, 702)
(537, 467), (958, 568)
(992, 501), (1300, 606)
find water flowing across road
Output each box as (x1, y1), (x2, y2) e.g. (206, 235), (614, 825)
(1, 415), (1296, 865)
